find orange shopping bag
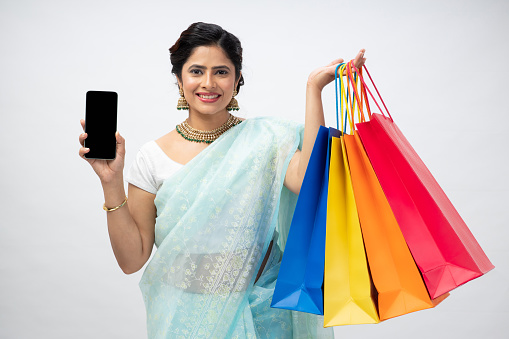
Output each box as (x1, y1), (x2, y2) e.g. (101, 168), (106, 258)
(343, 64), (447, 320)
(346, 132), (447, 320)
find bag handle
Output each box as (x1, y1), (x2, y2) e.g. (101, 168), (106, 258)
(335, 63), (361, 134)
(334, 63), (347, 131)
(345, 62), (372, 122)
(348, 62), (393, 122)
(338, 61), (371, 132)
(344, 61), (367, 126)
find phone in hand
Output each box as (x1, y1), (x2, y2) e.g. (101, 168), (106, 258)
(84, 91), (118, 160)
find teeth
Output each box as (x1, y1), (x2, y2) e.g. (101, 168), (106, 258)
(199, 94), (219, 99)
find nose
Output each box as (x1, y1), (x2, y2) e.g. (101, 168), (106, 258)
(201, 71), (215, 89)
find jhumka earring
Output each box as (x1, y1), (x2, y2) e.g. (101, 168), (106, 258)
(226, 90), (240, 111)
(177, 87), (189, 110)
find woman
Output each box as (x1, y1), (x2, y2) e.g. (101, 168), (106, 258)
(79, 22), (365, 338)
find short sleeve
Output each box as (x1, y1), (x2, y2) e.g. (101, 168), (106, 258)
(125, 149), (158, 194)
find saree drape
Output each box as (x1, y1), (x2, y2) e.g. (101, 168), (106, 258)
(139, 117), (333, 339)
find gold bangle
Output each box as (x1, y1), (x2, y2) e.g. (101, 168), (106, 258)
(103, 196), (128, 212)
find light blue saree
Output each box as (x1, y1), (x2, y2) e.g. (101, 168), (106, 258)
(139, 117), (334, 338)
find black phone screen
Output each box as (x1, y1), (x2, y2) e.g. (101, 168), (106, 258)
(84, 91), (118, 160)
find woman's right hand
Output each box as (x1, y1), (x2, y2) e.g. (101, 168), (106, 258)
(78, 119), (126, 184)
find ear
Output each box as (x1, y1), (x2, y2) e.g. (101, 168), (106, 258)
(176, 76), (183, 91)
(235, 72), (242, 92)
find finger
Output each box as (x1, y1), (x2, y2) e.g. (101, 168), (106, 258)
(79, 146), (90, 159)
(353, 50), (364, 61)
(79, 132), (88, 146)
(324, 63), (345, 77)
(353, 49), (366, 68)
(353, 57), (366, 68)
(326, 58), (344, 67)
(355, 57), (367, 69)
(80, 119), (85, 132)
(115, 131), (126, 157)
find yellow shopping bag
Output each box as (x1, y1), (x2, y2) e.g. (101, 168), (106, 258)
(323, 134), (379, 327)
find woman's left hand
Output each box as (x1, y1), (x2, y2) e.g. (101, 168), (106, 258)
(285, 49), (366, 194)
(307, 49), (366, 92)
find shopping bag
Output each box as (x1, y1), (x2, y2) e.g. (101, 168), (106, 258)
(323, 132), (379, 326)
(341, 64), (447, 320)
(272, 125), (340, 315)
(353, 65), (494, 298)
(347, 132), (449, 319)
(323, 63), (378, 326)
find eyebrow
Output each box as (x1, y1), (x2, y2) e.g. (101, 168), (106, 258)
(187, 64), (231, 71)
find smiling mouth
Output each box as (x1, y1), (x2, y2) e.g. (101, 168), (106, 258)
(197, 94), (220, 99)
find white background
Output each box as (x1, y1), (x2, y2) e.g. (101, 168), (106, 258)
(1, 0), (508, 338)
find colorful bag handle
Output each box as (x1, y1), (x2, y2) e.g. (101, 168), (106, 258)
(348, 62), (393, 122)
(336, 62), (369, 134)
(345, 62), (371, 120)
(334, 63), (347, 131)
(335, 63), (360, 134)
(344, 61), (367, 127)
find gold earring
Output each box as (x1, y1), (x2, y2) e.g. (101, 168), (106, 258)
(226, 90), (239, 111)
(177, 87), (189, 110)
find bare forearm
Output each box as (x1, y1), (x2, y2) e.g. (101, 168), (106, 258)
(282, 52), (366, 194)
(102, 178), (145, 274)
(299, 84), (325, 178)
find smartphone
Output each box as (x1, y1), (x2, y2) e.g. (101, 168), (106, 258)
(84, 91), (118, 160)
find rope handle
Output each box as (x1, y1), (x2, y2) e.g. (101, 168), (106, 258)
(349, 63), (393, 122)
(335, 63), (357, 134)
(335, 60), (392, 131)
(344, 61), (366, 127)
(334, 63), (347, 131)
(341, 61), (372, 132)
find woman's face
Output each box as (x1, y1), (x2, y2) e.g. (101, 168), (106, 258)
(179, 45), (239, 117)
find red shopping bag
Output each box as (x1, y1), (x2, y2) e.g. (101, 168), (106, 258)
(352, 65), (494, 298)
(339, 66), (447, 320)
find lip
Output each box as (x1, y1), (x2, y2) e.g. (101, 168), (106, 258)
(196, 92), (221, 103)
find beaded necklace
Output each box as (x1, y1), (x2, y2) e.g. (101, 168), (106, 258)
(176, 114), (243, 144)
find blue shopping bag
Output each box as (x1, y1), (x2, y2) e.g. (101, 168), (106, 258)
(271, 126), (340, 315)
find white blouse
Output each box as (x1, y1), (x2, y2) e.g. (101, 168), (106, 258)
(125, 140), (183, 194)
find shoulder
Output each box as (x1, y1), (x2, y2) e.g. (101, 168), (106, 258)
(134, 139), (167, 165)
(126, 136), (183, 194)
(131, 137), (175, 170)
(125, 141), (159, 194)
(138, 139), (160, 154)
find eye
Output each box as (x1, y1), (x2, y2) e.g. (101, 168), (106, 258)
(216, 70), (229, 75)
(190, 69), (202, 75)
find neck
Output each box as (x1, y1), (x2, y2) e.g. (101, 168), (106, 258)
(187, 110), (231, 131)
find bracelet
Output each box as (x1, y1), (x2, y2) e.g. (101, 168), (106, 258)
(103, 196), (128, 212)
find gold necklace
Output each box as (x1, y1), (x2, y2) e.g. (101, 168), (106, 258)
(176, 114), (243, 144)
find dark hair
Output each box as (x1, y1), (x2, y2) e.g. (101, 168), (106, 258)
(169, 22), (244, 92)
